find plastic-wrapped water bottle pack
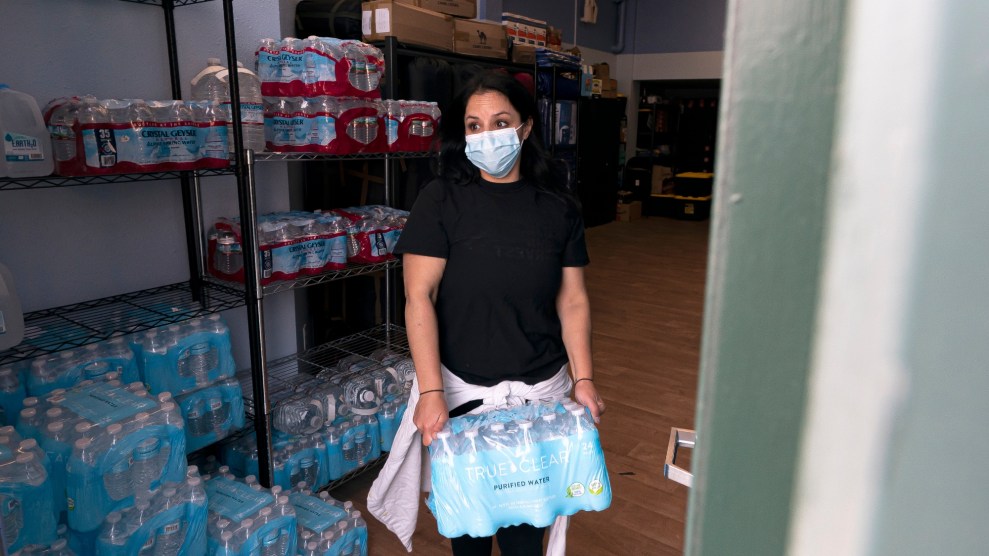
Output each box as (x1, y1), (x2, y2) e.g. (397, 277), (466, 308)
(135, 314), (237, 397)
(427, 400), (612, 538)
(23, 380), (190, 537)
(256, 37), (384, 100)
(95, 465), (207, 555)
(24, 338), (141, 399)
(0, 427), (58, 553)
(0, 363), (28, 427)
(175, 377), (246, 454)
(290, 485), (367, 556)
(204, 475), (297, 556)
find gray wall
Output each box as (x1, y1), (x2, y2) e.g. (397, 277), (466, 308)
(0, 0), (299, 366)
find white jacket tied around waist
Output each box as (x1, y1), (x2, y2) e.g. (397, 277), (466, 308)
(367, 364), (574, 554)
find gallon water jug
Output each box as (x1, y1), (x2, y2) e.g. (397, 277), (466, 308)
(190, 59), (264, 152)
(0, 85), (54, 178)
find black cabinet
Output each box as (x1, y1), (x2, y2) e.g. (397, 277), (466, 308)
(576, 97), (627, 227)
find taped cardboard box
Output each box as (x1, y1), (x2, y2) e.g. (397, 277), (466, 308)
(362, 1), (454, 52)
(395, 0), (476, 18)
(616, 201), (642, 222)
(454, 18), (508, 59)
(592, 63), (610, 80)
(501, 12), (547, 46)
(511, 44), (538, 64)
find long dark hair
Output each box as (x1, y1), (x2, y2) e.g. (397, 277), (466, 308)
(437, 70), (571, 199)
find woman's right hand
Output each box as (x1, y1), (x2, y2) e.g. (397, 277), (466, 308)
(414, 390), (449, 446)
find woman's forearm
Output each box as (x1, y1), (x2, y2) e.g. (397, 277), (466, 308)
(406, 295), (445, 392)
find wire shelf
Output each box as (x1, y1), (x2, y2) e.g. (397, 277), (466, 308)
(0, 168), (235, 191)
(253, 151), (436, 162)
(204, 259), (400, 297)
(119, 0), (215, 6)
(239, 324), (409, 418)
(0, 281), (245, 366)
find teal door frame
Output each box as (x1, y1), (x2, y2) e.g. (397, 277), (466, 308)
(687, 0), (989, 554)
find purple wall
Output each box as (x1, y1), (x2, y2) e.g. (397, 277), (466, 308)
(494, 0), (727, 54)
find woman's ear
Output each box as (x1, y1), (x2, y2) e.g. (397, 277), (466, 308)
(522, 118), (534, 141)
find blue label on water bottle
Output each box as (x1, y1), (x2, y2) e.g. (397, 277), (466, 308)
(61, 382), (157, 426)
(82, 127), (118, 168)
(3, 132), (44, 162)
(205, 477), (274, 522)
(258, 51), (281, 83)
(288, 492), (347, 533)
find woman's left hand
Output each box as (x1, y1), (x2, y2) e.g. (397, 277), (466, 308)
(573, 379), (606, 423)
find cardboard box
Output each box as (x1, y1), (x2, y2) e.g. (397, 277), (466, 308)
(603, 78), (617, 91)
(454, 18), (508, 59)
(592, 62), (610, 80)
(395, 0), (476, 18)
(651, 165), (674, 195)
(362, 1), (454, 52)
(501, 12), (547, 47)
(511, 44), (538, 64)
(616, 201), (642, 222)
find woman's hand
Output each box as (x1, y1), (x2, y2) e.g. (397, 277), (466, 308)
(414, 390), (449, 446)
(573, 379), (606, 423)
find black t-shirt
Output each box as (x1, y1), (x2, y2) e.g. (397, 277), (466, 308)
(394, 177), (590, 386)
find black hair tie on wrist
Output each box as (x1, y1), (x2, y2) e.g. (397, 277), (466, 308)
(574, 377), (593, 386)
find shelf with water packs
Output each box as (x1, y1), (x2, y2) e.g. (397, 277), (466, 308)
(0, 167), (236, 191)
(238, 324), (409, 419)
(204, 258), (401, 297)
(0, 281), (246, 365)
(253, 150), (437, 163)
(119, 0), (216, 6)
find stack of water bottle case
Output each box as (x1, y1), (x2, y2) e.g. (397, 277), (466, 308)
(206, 205), (409, 286)
(35, 36), (440, 178)
(0, 313), (390, 555)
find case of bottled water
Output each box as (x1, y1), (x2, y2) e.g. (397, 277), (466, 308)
(208, 212), (348, 286)
(427, 401), (612, 538)
(94, 466), (207, 555)
(175, 377), (245, 454)
(289, 487), (367, 556)
(0, 429), (58, 553)
(73, 98), (229, 175)
(257, 37), (383, 100)
(58, 381), (186, 535)
(328, 206), (408, 265)
(272, 435), (322, 491)
(139, 315), (236, 397)
(384, 100), (441, 153)
(335, 98), (385, 154)
(26, 338), (140, 398)
(204, 475), (297, 556)
(0, 364), (28, 427)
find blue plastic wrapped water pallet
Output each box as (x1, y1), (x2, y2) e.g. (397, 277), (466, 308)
(427, 401), (611, 538)
(204, 476), (297, 556)
(59, 381), (187, 534)
(288, 487), (368, 556)
(175, 377), (245, 453)
(0, 429), (58, 553)
(138, 314), (236, 397)
(94, 468), (207, 555)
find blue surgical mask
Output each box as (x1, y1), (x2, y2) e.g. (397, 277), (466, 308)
(464, 124), (525, 178)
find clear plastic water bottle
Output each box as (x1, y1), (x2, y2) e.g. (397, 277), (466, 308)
(186, 399), (210, 438)
(210, 395), (230, 432)
(102, 425), (131, 501)
(214, 230), (244, 277)
(131, 437), (164, 493)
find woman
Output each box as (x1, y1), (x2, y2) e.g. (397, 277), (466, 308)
(368, 70), (605, 556)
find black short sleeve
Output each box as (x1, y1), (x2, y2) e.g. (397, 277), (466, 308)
(562, 203), (590, 267)
(394, 180), (449, 259)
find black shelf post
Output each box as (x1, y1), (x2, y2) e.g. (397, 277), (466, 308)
(221, 0), (274, 488)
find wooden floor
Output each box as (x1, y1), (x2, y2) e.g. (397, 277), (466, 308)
(333, 216), (711, 555)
